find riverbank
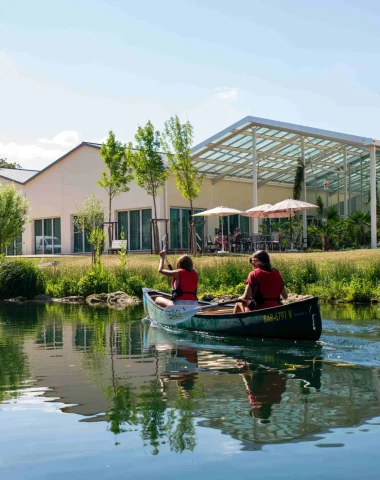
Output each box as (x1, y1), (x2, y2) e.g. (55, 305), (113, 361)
(2, 250), (380, 304)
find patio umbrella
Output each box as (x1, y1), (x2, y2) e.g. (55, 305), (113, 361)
(193, 206), (244, 253)
(265, 199), (317, 249)
(243, 203), (294, 234)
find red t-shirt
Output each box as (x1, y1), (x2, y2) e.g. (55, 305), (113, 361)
(246, 268), (284, 310)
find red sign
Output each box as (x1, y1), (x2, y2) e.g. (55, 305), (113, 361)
(323, 180), (329, 190)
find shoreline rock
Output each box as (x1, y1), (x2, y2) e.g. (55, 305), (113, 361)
(86, 291), (141, 309)
(53, 296), (84, 304)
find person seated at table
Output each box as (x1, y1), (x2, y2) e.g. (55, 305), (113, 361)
(214, 230), (228, 250)
(155, 250), (198, 308)
(232, 227), (241, 252)
(233, 250), (288, 313)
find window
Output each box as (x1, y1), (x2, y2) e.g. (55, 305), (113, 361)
(73, 216), (92, 253)
(170, 208), (204, 250)
(34, 218), (61, 254)
(6, 234), (22, 256)
(218, 215), (250, 235)
(117, 209), (152, 251)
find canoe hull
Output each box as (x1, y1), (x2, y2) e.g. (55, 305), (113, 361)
(143, 288), (322, 341)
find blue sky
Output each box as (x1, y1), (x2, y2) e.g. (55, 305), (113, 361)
(1, 0), (380, 169)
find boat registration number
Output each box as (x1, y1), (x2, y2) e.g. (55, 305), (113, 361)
(263, 310), (292, 323)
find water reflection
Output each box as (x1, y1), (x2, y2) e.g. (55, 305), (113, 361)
(1, 303), (380, 454)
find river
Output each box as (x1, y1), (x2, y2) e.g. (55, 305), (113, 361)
(1, 302), (380, 479)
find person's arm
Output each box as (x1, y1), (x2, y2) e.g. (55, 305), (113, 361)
(158, 251), (179, 279)
(281, 286), (288, 300)
(238, 283), (252, 301)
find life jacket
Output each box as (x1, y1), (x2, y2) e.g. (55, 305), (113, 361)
(171, 269), (198, 301)
(250, 268), (283, 310)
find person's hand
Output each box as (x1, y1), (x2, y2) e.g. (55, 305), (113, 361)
(159, 250), (167, 259)
(238, 296), (246, 302)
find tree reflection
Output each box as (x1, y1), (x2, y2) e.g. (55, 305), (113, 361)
(0, 329), (30, 403)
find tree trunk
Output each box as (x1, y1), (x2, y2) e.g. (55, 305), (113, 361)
(108, 192), (112, 251)
(189, 200), (197, 255)
(152, 195), (160, 254)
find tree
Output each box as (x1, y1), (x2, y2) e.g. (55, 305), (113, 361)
(75, 194), (105, 264)
(347, 210), (370, 245)
(162, 116), (204, 254)
(293, 158), (304, 200)
(98, 131), (134, 246)
(316, 195), (324, 224)
(0, 183), (29, 253)
(132, 121), (169, 253)
(0, 158), (22, 169)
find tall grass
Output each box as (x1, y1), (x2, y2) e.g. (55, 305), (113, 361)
(34, 256), (380, 304)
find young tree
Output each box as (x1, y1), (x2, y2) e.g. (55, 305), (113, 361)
(0, 158), (22, 169)
(292, 158), (304, 200)
(98, 131), (134, 246)
(132, 120), (169, 253)
(0, 184), (29, 253)
(162, 116), (204, 254)
(75, 194), (105, 265)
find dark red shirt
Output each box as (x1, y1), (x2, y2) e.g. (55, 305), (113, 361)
(246, 268), (284, 310)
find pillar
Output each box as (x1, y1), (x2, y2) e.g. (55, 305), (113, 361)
(301, 137), (307, 246)
(370, 145), (377, 249)
(343, 147), (348, 218)
(252, 127), (258, 234)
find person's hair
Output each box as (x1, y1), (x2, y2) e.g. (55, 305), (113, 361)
(176, 255), (194, 272)
(251, 250), (272, 272)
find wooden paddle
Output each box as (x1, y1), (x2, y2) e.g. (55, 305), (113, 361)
(164, 299), (239, 324)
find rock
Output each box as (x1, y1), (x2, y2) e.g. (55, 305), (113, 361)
(85, 292), (141, 308)
(4, 296), (28, 303)
(34, 294), (53, 303)
(213, 294), (240, 304)
(107, 291), (140, 309)
(86, 293), (109, 306)
(54, 296), (84, 304)
(283, 293), (313, 305)
(201, 294), (215, 301)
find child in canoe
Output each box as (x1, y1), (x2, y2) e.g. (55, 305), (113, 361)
(154, 250), (198, 308)
(234, 250), (288, 313)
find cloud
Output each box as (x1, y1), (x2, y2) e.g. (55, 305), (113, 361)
(215, 87), (238, 100)
(0, 141), (66, 170)
(38, 130), (82, 147)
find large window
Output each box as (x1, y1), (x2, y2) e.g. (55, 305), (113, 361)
(218, 215), (250, 235)
(117, 209), (152, 251)
(6, 234), (22, 256)
(170, 208), (204, 249)
(73, 216), (92, 253)
(34, 218), (61, 254)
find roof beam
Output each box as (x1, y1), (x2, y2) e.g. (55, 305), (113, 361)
(210, 135), (301, 184)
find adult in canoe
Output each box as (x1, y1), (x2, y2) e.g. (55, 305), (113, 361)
(155, 250), (199, 308)
(234, 250), (288, 313)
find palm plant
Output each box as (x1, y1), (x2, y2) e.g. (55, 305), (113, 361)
(347, 210), (370, 246)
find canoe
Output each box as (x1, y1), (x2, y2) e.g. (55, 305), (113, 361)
(142, 288), (322, 341)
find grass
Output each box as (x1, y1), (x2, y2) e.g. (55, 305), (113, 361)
(14, 249), (379, 304)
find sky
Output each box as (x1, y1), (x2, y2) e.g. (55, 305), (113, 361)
(1, 0), (380, 170)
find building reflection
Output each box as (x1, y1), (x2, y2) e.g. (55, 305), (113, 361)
(1, 303), (380, 453)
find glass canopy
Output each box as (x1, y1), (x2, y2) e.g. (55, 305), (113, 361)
(191, 116), (380, 195)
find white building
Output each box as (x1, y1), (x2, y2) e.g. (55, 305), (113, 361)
(1, 116), (379, 254)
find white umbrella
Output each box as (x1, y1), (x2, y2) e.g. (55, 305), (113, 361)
(243, 203), (294, 235)
(193, 206), (244, 253)
(265, 199), (317, 248)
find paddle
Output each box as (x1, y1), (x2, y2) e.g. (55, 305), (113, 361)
(164, 299), (239, 324)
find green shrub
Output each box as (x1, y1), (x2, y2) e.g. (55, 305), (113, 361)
(0, 259), (46, 299)
(77, 264), (115, 297)
(45, 276), (79, 298)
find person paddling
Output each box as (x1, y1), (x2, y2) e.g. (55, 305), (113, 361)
(155, 250), (198, 308)
(234, 250), (287, 313)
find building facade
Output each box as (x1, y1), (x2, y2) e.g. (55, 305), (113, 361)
(1, 116), (378, 254)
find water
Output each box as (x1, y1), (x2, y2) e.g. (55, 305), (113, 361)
(1, 303), (380, 479)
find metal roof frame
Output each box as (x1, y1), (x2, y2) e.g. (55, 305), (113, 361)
(191, 116), (380, 194)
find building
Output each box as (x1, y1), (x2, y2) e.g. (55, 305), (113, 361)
(1, 116), (379, 255)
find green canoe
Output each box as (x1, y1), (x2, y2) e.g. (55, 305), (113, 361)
(142, 288), (322, 341)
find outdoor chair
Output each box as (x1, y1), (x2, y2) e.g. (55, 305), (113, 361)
(108, 239), (127, 254)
